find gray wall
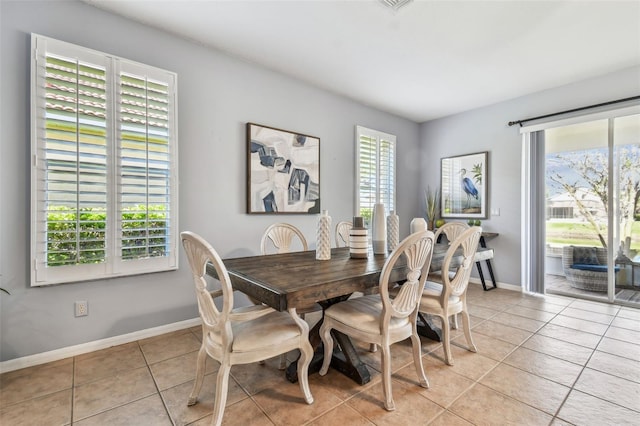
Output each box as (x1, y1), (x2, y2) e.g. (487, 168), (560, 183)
(0, 0), (421, 361)
(419, 66), (640, 286)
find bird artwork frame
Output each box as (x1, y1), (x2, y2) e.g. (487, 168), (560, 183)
(440, 151), (487, 219)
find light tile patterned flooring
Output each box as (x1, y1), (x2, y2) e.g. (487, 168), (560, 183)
(1, 285), (639, 425)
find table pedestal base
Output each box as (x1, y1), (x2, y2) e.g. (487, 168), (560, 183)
(417, 313), (442, 341)
(286, 329), (371, 385)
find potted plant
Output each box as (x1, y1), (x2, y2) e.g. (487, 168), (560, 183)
(425, 186), (440, 230)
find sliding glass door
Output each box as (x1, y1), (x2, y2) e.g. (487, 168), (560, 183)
(541, 113), (639, 305)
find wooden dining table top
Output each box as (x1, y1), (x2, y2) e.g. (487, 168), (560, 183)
(206, 244), (494, 313)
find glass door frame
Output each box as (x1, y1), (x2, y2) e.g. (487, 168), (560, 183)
(520, 104), (640, 303)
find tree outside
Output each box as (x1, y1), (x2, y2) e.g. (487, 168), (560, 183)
(546, 144), (640, 252)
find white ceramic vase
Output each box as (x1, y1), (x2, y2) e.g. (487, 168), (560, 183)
(410, 217), (427, 234)
(372, 203), (387, 255)
(316, 210), (332, 260)
(387, 210), (399, 252)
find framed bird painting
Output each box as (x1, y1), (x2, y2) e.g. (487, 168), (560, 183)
(440, 151), (487, 219)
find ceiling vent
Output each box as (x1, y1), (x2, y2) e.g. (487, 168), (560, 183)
(380, 0), (413, 11)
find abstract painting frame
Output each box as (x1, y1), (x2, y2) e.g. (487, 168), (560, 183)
(247, 123), (320, 214)
(441, 151), (488, 219)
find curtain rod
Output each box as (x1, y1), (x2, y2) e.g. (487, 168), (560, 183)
(507, 95), (640, 127)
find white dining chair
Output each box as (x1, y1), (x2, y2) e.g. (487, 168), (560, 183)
(259, 223), (319, 368)
(435, 221), (470, 246)
(419, 226), (481, 365)
(431, 221), (471, 328)
(261, 223), (308, 254)
(318, 230), (435, 411)
(181, 231), (314, 426)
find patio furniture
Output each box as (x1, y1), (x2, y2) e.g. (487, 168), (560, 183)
(562, 246), (611, 292)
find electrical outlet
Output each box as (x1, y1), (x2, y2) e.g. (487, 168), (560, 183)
(75, 300), (88, 317)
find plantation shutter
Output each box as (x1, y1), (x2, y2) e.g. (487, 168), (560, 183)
(379, 136), (396, 213)
(116, 63), (174, 270)
(43, 52), (109, 267)
(31, 34), (178, 286)
(356, 126), (396, 225)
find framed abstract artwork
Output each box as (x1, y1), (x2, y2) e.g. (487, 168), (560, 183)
(441, 151), (488, 219)
(246, 123), (320, 214)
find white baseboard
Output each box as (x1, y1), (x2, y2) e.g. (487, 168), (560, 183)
(0, 317), (202, 374)
(469, 277), (522, 292)
(0, 280), (523, 374)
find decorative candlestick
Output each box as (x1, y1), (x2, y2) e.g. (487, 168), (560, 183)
(316, 210), (332, 260)
(387, 210), (399, 252)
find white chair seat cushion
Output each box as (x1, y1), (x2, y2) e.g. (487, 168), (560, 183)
(211, 311), (301, 353)
(420, 281), (462, 311)
(324, 294), (411, 334)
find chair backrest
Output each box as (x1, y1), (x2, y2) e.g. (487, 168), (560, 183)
(439, 226), (482, 299)
(260, 223), (308, 254)
(181, 231), (233, 350)
(435, 221), (469, 245)
(335, 221), (353, 248)
(379, 230), (435, 325)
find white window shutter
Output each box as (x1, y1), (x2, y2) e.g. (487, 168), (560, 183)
(355, 126), (396, 226)
(31, 34), (178, 286)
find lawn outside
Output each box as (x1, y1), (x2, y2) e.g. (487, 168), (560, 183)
(546, 221), (640, 250)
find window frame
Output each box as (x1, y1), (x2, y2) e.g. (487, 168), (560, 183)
(355, 125), (397, 225)
(30, 34), (179, 286)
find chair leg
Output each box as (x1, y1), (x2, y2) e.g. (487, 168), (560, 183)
(461, 310), (477, 353)
(318, 321), (334, 376)
(410, 332), (429, 388)
(211, 363), (231, 426)
(297, 339), (314, 404)
(452, 313), (459, 329)
(380, 343), (395, 411)
(187, 346), (207, 406)
(440, 315), (454, 365)
(369, 343), (377, 352)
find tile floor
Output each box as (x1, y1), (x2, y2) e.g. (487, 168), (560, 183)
(1, 285), (639, 425)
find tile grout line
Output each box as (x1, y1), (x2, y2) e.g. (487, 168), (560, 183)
(70, 357), (77, 425)
(137, 339), (178, 426)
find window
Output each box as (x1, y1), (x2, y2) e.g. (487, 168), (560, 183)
(355, 126), (396, 224)
(547, 207), (574, 220)
(30, 34), (178, 286)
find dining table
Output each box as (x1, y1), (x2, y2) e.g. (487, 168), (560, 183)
(206, 244), (494, 385)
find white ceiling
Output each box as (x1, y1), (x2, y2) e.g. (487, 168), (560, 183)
(84, 0), (640, 123)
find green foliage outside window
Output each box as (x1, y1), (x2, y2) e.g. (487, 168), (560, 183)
(47, 205), (168, 266)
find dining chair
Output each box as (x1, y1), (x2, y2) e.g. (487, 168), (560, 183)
(318, 229), (435, 411)
(335, 221), (353, 248)
(418, 226), (481, 366)
(430, 221), (470, 328)
(180, 231), (314, 426)
(261, 222), (308, 254)
(259, 223), (319, 368)
(434, 221), (470, 246)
